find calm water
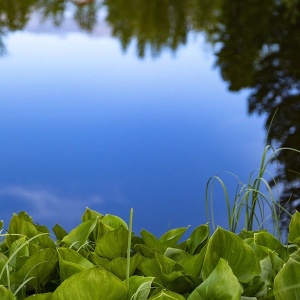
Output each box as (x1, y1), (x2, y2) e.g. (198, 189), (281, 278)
(0, 1), (299, 236)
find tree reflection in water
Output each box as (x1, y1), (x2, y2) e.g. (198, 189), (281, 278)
(1, 0), (299, 234)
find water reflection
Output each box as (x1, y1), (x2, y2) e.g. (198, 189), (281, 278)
(208, 0), (300, 234)
(1, 0), (300, 233)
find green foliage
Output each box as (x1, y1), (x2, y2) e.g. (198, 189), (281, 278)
(188, 258), (243, 300)
(1, 208), (300, 298)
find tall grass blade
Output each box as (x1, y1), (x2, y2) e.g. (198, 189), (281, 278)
(126, 208), (133, 290)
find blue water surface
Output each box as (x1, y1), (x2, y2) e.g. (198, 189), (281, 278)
(0, 24), (266, 236)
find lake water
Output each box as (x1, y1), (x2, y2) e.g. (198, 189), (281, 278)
(1, 1), (299, 236)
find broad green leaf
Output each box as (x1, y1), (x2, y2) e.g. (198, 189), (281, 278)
(25, 293), (52, 299)
(155, 253), (192, 294)
(254, 232), (288, 261)
(52, 267), (127, 300)
(148, 290), (186, 300)
(88, 252), (110, 268)
(202, 227), (261, 283)
(106, 253), (144, 280)
(135, 244), (158, 258)
(58, 248), (94, 268)
(274, 258), (300, 300)
(127, 276), (154, 300)
(139, 254), (197, 293)
(61, 218), (98, 250)
(136, 229), (167, 254)
(138, 258), (164, 285)
(290, 249), (300, 263)
(188, 258), (243, 300)
(101, 214), (128, 230)
(244, 238), (269, 261)
(164, 248), (191, 262)
(11, 248), (58, 289)
(239, 229), (267, 240)
(288, 212), (300, 245)
(6, 213), (55, 250)
(52, 224), (68, 241)
(140, 230), (165, 253)
(186, 224), (209, 255)
(5, 214), (39, 248)
(260, 251), (284, 285)
(88, 252), (142, 280)
(34, 224), (50, 234)
(160, 226), (190, 248)
(90, 219), (115, 243)
(81, 207), (104, 222)
(242, 275), (265, 299)
(9, 237), (29, 270)
(0, 285), (16, 299)
(58, 248), (94, 281)
(156, 253), (184, 275)
(178, 248), (206, 277)
(95, 226), (130, 259)
(0, 253), (9, 285)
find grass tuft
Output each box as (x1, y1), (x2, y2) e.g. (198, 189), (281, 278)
(205, 145), (299, 241)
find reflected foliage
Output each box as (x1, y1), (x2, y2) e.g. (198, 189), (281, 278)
(209, 0), (300, 234)
(0, 0), (99, 55)
(103, 0), (221, 57)
(1, 0), (300, 233)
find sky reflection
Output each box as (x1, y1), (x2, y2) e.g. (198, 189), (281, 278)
(0, 31), (266, 235)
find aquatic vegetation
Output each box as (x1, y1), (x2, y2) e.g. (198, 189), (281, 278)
(206, 145), (300, 241)
(1, 207), (300, 299)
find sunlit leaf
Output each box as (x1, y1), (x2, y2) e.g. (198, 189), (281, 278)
(24, 293), (52, 299)
(127, 276), (154, 300)
(202, 227), (261, 283)
(260, 251), (284, 285)
(58, 248), (94, 281)
(186, 224), (209, 255)
(52, 224), (68, 242)
(164, 248), (191, 262)
(5, 214), (37, 248)
(254, 232), (288, 261)
(52, 267), (127, 300)
(0, 253), (9, 285)
(9, 237), (29, 270)
(95, 226), (130, 260)
(160, 227), (190, 248)
(148, 290), (186, 299)
(178, 248), (206, 277)
(288, 212), (300, 245)
(0, 285), (16, 299)
(188, 258), (243, 300)
(11, 248), (58, 289)
(140, 230), (165, 253)
(81, 207), (104, 222)
(101, 214), (128, 230)
(61, 218), (98, 250)
(274, 258), (300, 300)
(106, 253), (144, 280)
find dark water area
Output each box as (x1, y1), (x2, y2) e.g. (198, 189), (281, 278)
(0, 0), (299, 236)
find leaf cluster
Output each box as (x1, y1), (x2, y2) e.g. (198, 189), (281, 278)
(1, 208), (300, 299)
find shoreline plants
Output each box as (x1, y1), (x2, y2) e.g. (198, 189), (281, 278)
(1, 207), (300, 299)
(206, 144), (300, 241)
(0, 145), (300, 299)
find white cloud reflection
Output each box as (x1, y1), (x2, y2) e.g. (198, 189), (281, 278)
(0, 186), (104, 226)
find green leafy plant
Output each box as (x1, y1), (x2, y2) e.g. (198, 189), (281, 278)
(1, 209), (300, 299)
